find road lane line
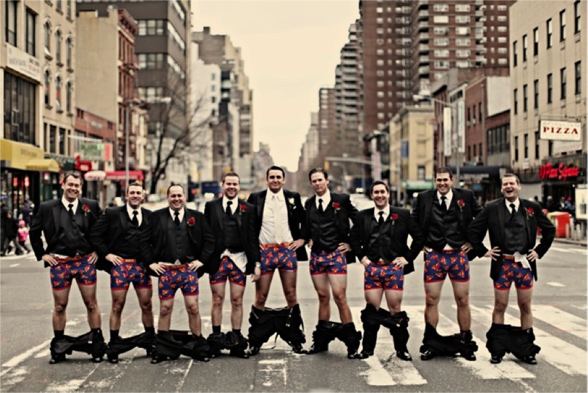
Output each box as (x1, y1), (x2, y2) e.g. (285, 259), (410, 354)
(532, 305), (587, 340)
(546, 282), (565, 287)
(259, 358), (288, 387)
(1, 339), (51, 371)
(9, 263), (19, 267)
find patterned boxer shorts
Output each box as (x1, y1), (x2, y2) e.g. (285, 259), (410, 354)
(50, 254), (97, 291)
(310, 249), (347, 275)
(110, 259), (152, 291)
(424, 249), (470, 283)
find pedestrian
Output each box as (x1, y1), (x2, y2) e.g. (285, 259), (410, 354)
(350, 181), (424, 361)
(148, 184), (215, 364)
(545, 196), (556, 212)
(2, 212), (22, 255)
(29, 171), (104, 364)
(411, 167), (483, 361)
(245, 165), (308, 355)
(203, 172), (259, 359)
(89, 182), (155, 363)
(21, 198), (33, 227)
(468, 173), (555, 365)
(17, 219), (31, 254)
(302, 167), (361, 358)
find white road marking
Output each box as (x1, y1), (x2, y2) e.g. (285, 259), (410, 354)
(546, 282), (565, 287)
(259, 358), (288, 387)
(532, 305), (587, 340)
(9, 263), (20, 267)
(1, 340), (51, 371)
(360, 356), (397, 386)
(550, 246), (587, 254)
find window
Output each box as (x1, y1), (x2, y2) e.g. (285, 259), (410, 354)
(513, 41), (517, 66)
(433, 4), (448, 12)
(535, 131), (540, 159)
(137, 20), (165, 36)
(560, 10), (566, 41)
(66, 81), (72, 113)
(138, 53), (165, 69)
(515, 136), (519, 161)
(533, 80), (539, 109)
(455, 4), (470, 12)
(479, 102), (482, 120)
(560, 67), (567, 99)
(434, 49), (449, 58)
(56, 0), (62, 13)
(575, 1), (581, 34)
(59, 128), (65, 156)
(55, 76), (62, 111)
(523, 84), (528, 112)
(5, 0), (17, 46)
(524, 134), (529, 159)
(44, 21), (51, 54)
(55, 29), (62, 64)
(513, 88), (518, 114)
(433, 15), (449, 24)
(547, 73), (553, 103)
(547, 18), (553, 48)
(533, 27), (539, 56)
(575, 61), (581, 95)
(434, 38), (449, 46)
(44, 70), (51, 106)
(65, 37), (72, 68)
(522, 34), (527, 62)
(25, 9), (36, 56)
(66, 0), (71, 19)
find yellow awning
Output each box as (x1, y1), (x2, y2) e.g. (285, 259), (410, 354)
(26, 158), (60, 172)
(0, 139), (45, 170)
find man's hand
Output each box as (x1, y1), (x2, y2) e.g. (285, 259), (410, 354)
(484, 246), (501, 261)
(460, 242), (473, 253)
(288, 239), (305, 251)
(88, 252), (98, 264)
(527, 249), (539, 262)
(337, 242), (351, 253)
(392, 256), (408, 268)
(105, 253), (122, 266)
(361, 256), (371, 268)
(189, 260), (204, 272)
(42, 254), (58, 266)
(251, 265), (261, 283)
(150, 263), (165, 275)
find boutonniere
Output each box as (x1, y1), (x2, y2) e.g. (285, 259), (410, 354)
(457, 199), (465, 212)
(391, 213), (399, 225)
(239, 204), (247, 215)
(187, 217), (196, 227)
(288, 198), (296, 209)
(526, 208), (534, 220)
(332, 202), (341, 214)
(82, 205), (91, 216)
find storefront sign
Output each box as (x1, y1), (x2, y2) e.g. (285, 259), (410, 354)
(6, 44), (41, 82)
(539, 162), (581, 181)
(539, 120), (582, 142)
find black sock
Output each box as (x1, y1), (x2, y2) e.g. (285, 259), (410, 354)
(144, 326), (155, 334)
(232, 328), (241, 334)
(110, 330), (119, 340)
(54, 330), (64, 339)
(212, 325), (221, 334)
(91, 327), (102, 333)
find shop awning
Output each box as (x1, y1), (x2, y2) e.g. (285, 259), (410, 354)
(0, 139), (45, 170)
(105, 171), (144, 181)
(26, 158), (60, 172)
(84, 170), (106, 181)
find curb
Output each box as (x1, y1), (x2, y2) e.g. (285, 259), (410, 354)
(553, 237), (588, 247)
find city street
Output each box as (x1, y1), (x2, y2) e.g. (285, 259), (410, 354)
(1, 239), (586, 392)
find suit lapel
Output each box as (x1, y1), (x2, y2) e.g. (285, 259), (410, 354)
(235, 199), (243, 228)
(215, 198), (225, 231)
(425, 191), (434, 226)
(52, 201), (61, 233)
(520, 200), (533, 243)
(388, 206), (397, 238)
(363, 209), (373, 246)
(119, 205), (129, 232)
(159, 210), (168, 245)
(498, 198), (506, 242)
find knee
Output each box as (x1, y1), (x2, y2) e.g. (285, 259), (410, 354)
(186, 303), (200, 316)
(284, 289), (297, 305)
(518, 300), (532, 315)
(160, 304), (173, 318)
(425, 294), (439, 307)
(230, 296), (243, 309)
(332, 291), (348, 307)
(139, 300), (153, 314)
(455, 294), (470, 308)
(111, 301), (124, 316)
(54, 302), (68, 315)
(255, 291), (268, 305)
(493, 300), (508, 314)
(317, 292), (330, 304)
(211, 293), (224, 308)
(84, 298), (99, 314)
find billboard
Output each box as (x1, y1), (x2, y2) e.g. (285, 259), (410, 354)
(539, 120), (582, 141)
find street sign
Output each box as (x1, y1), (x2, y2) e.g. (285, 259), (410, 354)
(443, 107), (452, 156)
(457, 101), (465, 153)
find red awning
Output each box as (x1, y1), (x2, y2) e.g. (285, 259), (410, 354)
(104, 171), (144, 181)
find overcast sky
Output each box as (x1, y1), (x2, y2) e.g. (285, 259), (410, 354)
(192, 0), (359, 172)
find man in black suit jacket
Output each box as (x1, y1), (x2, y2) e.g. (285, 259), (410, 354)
(303, 168), (361, 358)
(148, 184), (215, 363)
(89, 182), (154, 363)
(411, 167), (483, 361)
(204, 172), (259, 358)
(468, 173), (555, 365)
(30, 172), (103, 363)
(350, 181), (424, 361)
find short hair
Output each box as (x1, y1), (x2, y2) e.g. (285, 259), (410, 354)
(62, 171), (83, 185)
(266, 165), (285, 179)
(167, 183), (184, 196)
(502, 173), (520, 185)
(308, 167), (329, 181)
(435, 167), (454, 179)
(126, 182), (144, 194)
(370, 180), (389, 195)
(222, 171), (240, 183)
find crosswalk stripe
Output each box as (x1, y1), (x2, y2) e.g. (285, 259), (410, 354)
(532, 305), (587, 340)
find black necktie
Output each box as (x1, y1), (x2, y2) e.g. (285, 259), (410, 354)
(226, 200), (233, 217)
(174, 211), (180, 226)
(378, 211), (385, 225)
(440, 196), (447, 212)
(68, 203), (74, 218)
(132, 210), (139, 226)
(318, 199), (324, 214)
(509, 203), (516, 220)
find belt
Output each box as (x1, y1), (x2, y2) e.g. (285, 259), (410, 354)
(54, 253), (92, 262)
(433, 248), (459, 254)
(161, 264), (189, 270)
(502, 255), (516, 261)
(373, 259), (389, 266)
(263, 242), (290, 249)
(121, 258), (138, 263)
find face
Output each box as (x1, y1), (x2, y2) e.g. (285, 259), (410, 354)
(222, 176), (240, 200)
(501, 176), (521, 201)
(267, 169), (285, 193)
(167, 185), (185, 211)
(434, 172), (453, 195)
(62, 176), (82, 202)
(310, 172), (330, 196)
(126, 185), (144, 209)
(371, 184), (390, 209)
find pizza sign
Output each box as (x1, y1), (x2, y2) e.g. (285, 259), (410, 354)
(539, 120), (582, 141)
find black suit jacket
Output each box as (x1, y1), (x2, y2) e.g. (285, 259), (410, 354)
(247, 189), (308, 261)
(350, 206), (425, 275)
(303, 192), (358, 262)
(147, 207), (215, 277)
(411, 187), (483, 259)
(89, 205), (152, 273)
(30, 198), (101, 265)
(468, 198), (555, 281)
(204, 198), (261, 275)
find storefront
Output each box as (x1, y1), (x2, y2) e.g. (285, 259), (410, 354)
(539, 154), (587, 214)
(449, 165), (505, 204)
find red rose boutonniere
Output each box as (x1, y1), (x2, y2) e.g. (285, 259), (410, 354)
(332, 202), (341, 214)
(187, 217), (196, 227)
(457, 199), (465, 212)
(526, 208), (534, 220)
(391, 213), (399, 225)
(239, 204), (247, 215)
(82, 205), (91, 216)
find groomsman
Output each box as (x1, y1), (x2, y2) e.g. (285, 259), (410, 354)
(148, 184), (215, 363)
(468, 173), (554, 364)
(303, 168), (361, 358)
(246, 166), (307, 355)
(90, 182), (154, 363)
(350, 181), (424, 360)
(411, 167), (482, 361)
(30, 172), (103, 363)
(204, 172), (259, 358)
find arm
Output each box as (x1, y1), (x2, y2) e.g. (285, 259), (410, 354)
(89, 209), (111, 258)
(349, 213), (364, 261)
(534, 207), (555, 258)
(467, 206), (490, 258)
(29, 206), (46, 261)
(406, 213), (425, 263)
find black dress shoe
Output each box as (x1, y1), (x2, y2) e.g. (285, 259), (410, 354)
(291, 344), (305, 354)
(462, 352), (476, 361)
(49, 354), (66, 364)
(91, 355), (103, 363)
(107, 354), (119, 364)
(247, 345), (260, 356)
(305, 344), (328, 355)
(396, 351), (412, 361)
(522, 355), (537, 365)
(230, 349), (249, 359)
(420, 349), (436, 361)
(150, 353), (167, 364)
(490, 355), (502, 364)
(356, 351), (372, 359)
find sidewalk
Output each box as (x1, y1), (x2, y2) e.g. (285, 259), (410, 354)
(553, 237), (588, 247)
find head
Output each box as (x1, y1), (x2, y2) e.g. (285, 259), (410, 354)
(370, 181), (390, 210)
(266, 166), (286, 193)
(308, 168), (330, 197)
(501, 173), (521, 202)
(166, 184), (185, 211)
(434, 167), (454, 195)
(18, 220), (25, 228)
(126, 182), (144, 209)
(222, 172), (240, 200)
(61, 172), (83, 202)
(6, 212), (12, 219)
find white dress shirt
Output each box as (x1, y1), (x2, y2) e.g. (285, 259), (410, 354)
(316, 190), (332, 210)
(260, 189), (293, 245)
(373, 205), (390, 222)
(126, 204), (142, 226)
